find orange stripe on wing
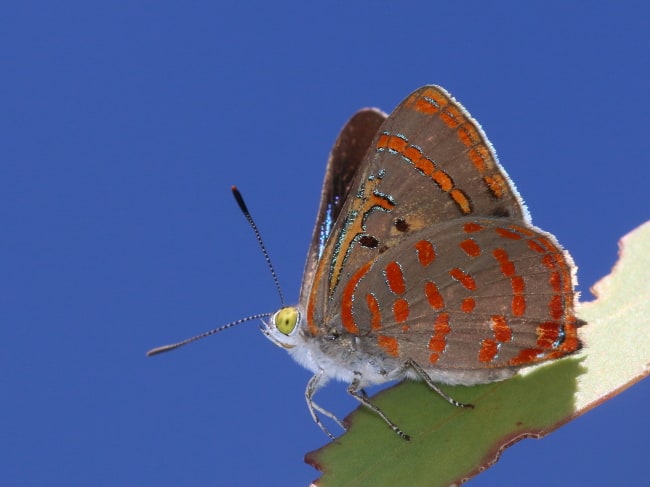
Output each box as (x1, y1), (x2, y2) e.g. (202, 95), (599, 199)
(341, 261), (372, 334)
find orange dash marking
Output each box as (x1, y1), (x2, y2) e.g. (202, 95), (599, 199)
(414, 154), (436, 175)
(549, 271), (562, 292)
(450, 188), (472, 214)
(492, 248), (515, 276)
(483, 174), (507, 199)
(432, 170), (453, 191)
(457, 123), (481, 148)
(464, 222), (483, 233)
(491, 315), (512, 342)
(512, 296), (526, 316)
(536, 322), (561, 348)
(541, 254), (555, 269)
(424, 281), (445, 309)
(461, 297), (476, 313)
(495, 227), (522, 240)
(528, 240), (546, 253)
(510, 224), (535, 237)
(449, 268), (477, 290)
(460, 238), (481, 257)
(377, 335), (399, 357)
(428, 313), (451, 359)
(403, 145), (421, 162)
(340, 261), (372, 334)
(509, 348), (543, 366)
(392, 298), (410, 323)
(366, 293), (382, 331)
(469, 149), (487, 172)
(414, 240), (435, 266)
(385, 261), (406, 295)
(478, 339), (498, 363)
(440, 104), (462, 128)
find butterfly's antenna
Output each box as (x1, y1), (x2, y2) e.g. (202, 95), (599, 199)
(147, 313), (273, 356)
(231, 186), (286, 307)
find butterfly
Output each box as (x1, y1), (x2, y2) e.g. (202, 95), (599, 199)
(149, 85), (583, 441)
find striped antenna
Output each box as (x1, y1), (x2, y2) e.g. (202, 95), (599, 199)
(231, 186), (285, 306)
(147, 186), (283, 357)
(146, 313), (273, 356)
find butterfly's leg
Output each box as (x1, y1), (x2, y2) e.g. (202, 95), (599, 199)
(405, 359), (474, 409)
(306, 370), (345, 440)
(347, 372), (411, 441)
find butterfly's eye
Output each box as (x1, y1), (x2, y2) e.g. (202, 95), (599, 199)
(274, 307), (299, 336)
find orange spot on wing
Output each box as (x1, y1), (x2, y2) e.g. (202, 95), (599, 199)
(483, 175), (507, 199)
(403, 145), (422, 162)
(385, 261), (406, 295)
(432, 170), (453, 191)
(410, 87), (447, 115)
(536, 322), (561, 348)
(509, 348), (543, 366)
(457, 123), (481, 148)
(377, 335), (399, 357)
(511, 276), (525, 293)
(413, 154), (435, 175)
(549, 271), (562, 292)
(392, 298), (410, 323)
(492, 248), (515, 276)
(478, 339), (498, 363)
(463, 222), (483, 233)
(528, 240), (545, 253)
(469, 149), (487, 172)
(461, 297), (476, 313)
(376, 133), (390, 148)
(414, 240), (435, 267)
(440, 104), (462, 128)
(491, 315), (512, 342)
(386, 135), (408, 152)
(425, 281), (445, 309)
(450, 188), (471, 214)
(495, 227), (522, 240)
(459, 238), (481, 257)
(366, 293), (382, 331)
(428, 313), (450, 353)
(510, 224), (535, 237)
(512, 295), (526, 316)
(449, 268), (476, 290)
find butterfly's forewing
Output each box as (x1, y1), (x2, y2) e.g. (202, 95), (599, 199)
(299, 109), (387, 305)
(301, 85), (581, 371)
(303, 87), (524, 329)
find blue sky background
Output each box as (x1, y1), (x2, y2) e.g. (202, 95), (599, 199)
(2, 2), (648, 486)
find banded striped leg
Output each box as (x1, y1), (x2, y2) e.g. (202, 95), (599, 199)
(347, 372), (411, 441)
(306, 370), (346, 440)
(406, 359), (475, 409)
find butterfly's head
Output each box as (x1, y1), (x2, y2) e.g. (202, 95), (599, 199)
(262, 306), (302, 349)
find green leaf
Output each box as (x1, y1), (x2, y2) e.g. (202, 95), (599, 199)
(306, 221), (650, 487)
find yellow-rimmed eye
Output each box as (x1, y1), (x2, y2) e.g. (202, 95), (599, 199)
(274, 307), (299, 335)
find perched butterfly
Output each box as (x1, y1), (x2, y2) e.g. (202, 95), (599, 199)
(149, 85), (583, 440)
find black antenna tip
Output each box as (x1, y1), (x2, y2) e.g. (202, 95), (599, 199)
(231, 186), (249, 214)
